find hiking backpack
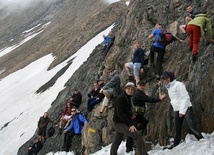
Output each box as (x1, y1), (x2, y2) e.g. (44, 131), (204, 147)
(47, 126), (55, 137)
(158, 29), (176, 46)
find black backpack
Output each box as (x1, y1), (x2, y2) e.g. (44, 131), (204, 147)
(47, 126), (55, 137)
(158, 29), (176, 46)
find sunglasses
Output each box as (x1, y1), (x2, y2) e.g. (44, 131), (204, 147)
(71, 110), (76, 112)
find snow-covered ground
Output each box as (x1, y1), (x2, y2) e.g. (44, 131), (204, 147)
(0, 24), (114, 155)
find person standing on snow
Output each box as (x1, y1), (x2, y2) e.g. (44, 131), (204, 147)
(161, 71), (203, 149)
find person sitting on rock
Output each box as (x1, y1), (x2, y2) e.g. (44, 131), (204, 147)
(103, 31), (115, 55)
(37, 112), (56, 143)
(102, 33), (110, 53)
(63, 106), (88, 152)
(68, 89), (82, 108)
(125, 80), (166, 153)
(27, 137), (43, 155)
(87, 82), (100, 99)
(186, 13), (214, 62)
(125, 40), (145, 85)
(87, 81), (105, 112)
(179, 5), (199, 39)
(59, 102), (72, 134)
(97, 67), (121, 117)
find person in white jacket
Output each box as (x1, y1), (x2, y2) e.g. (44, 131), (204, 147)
(161, 71), (203, 149)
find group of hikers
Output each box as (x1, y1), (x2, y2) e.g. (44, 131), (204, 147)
(28, 4), (213, 155)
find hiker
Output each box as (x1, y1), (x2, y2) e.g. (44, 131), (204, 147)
(161, 71), (204, 149)
(148, 24), (182, 80)
(27, 137), (43, 155)
(126, 80), (166, 153)
(59, 102), (72, 134)
(87, 81), (105, 112)
(87, 82), (100, 98)
(68, 89), (82, 108)
(63, 106), (88, 152)
(97, 67), (121, 117)
(110, 82), (148, 155)
(186, 13), (214, 62)
(102, 33), (110, 53)
(37, 112), (55, 143)
(125, 40), (145, 85)
(103, 31), (115, 55)
(179, 5), (199, 37)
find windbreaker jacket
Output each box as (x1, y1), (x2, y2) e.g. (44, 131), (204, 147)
(66, 113), (88, 134)
(188, 14), (212, 40)
(167, 80), (192, 115)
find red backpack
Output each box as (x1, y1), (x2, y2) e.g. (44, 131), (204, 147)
(158, 29), (176, 46)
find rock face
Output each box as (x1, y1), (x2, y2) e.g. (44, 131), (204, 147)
(1, 0), (212, 154)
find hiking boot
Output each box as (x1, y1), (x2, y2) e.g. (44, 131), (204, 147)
(126, 147), (133, 153)
(163, 145), (174, 150)
(192, 54), (197, 62)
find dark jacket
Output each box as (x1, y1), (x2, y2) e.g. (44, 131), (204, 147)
(113, 92), (134, 127)
(87, 88), (100, 98)
(38, 116), (53, 129)
(132, 48), (145, 68)
(132, 89), (161, 107)
(71, 92), (82, 104)
(102, 71), (121, 97)
(28, 140), (43, 155)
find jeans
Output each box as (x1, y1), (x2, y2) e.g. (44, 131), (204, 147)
(87, 97), (102, 112)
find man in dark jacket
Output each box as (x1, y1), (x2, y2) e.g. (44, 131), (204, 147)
(98, 68), (121, 114)
(125, 40), (145, 85)
(110, 82), (148, 155)
(126, 80), (166, 152)
(27, 137), (43, 155)
(68, 89), (82, 108)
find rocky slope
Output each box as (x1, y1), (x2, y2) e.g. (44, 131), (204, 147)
(0, 0), (213, 154)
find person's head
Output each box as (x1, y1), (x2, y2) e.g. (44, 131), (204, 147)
(161, 71), (175, 84)
(74, 89), (79, 94)
(33, 137), (39, 143)
(66, 102), (71, 107)
(93, 83), (98, 89)
(186, 5), (193, 13)
(43, 112), (48, 118)
(133, 40), (140, 49)
(155, 23), (162, 28)
(97, 79), (103, 86)
(71, 106), (77, 115)
(108, 68), (115, 76)
(124, 82), (135, 96)
(137, 80), (146, 91)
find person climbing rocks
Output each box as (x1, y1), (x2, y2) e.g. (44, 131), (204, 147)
(125, 40), (145, 85)
(186, 13), (214, 62)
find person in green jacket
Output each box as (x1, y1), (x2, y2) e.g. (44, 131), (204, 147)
(186, 14), (214, 62)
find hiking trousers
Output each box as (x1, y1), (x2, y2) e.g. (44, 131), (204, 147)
(173, 107), (203, 146)
(110, 122), (148, 155)
(186, 24), (201, 55)
(150, 45), (165, 76)
(64, 129), (75, 151)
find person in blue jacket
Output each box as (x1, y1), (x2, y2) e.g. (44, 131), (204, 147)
(62, 106), (88, 152)
(148, 23), (166, 80)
